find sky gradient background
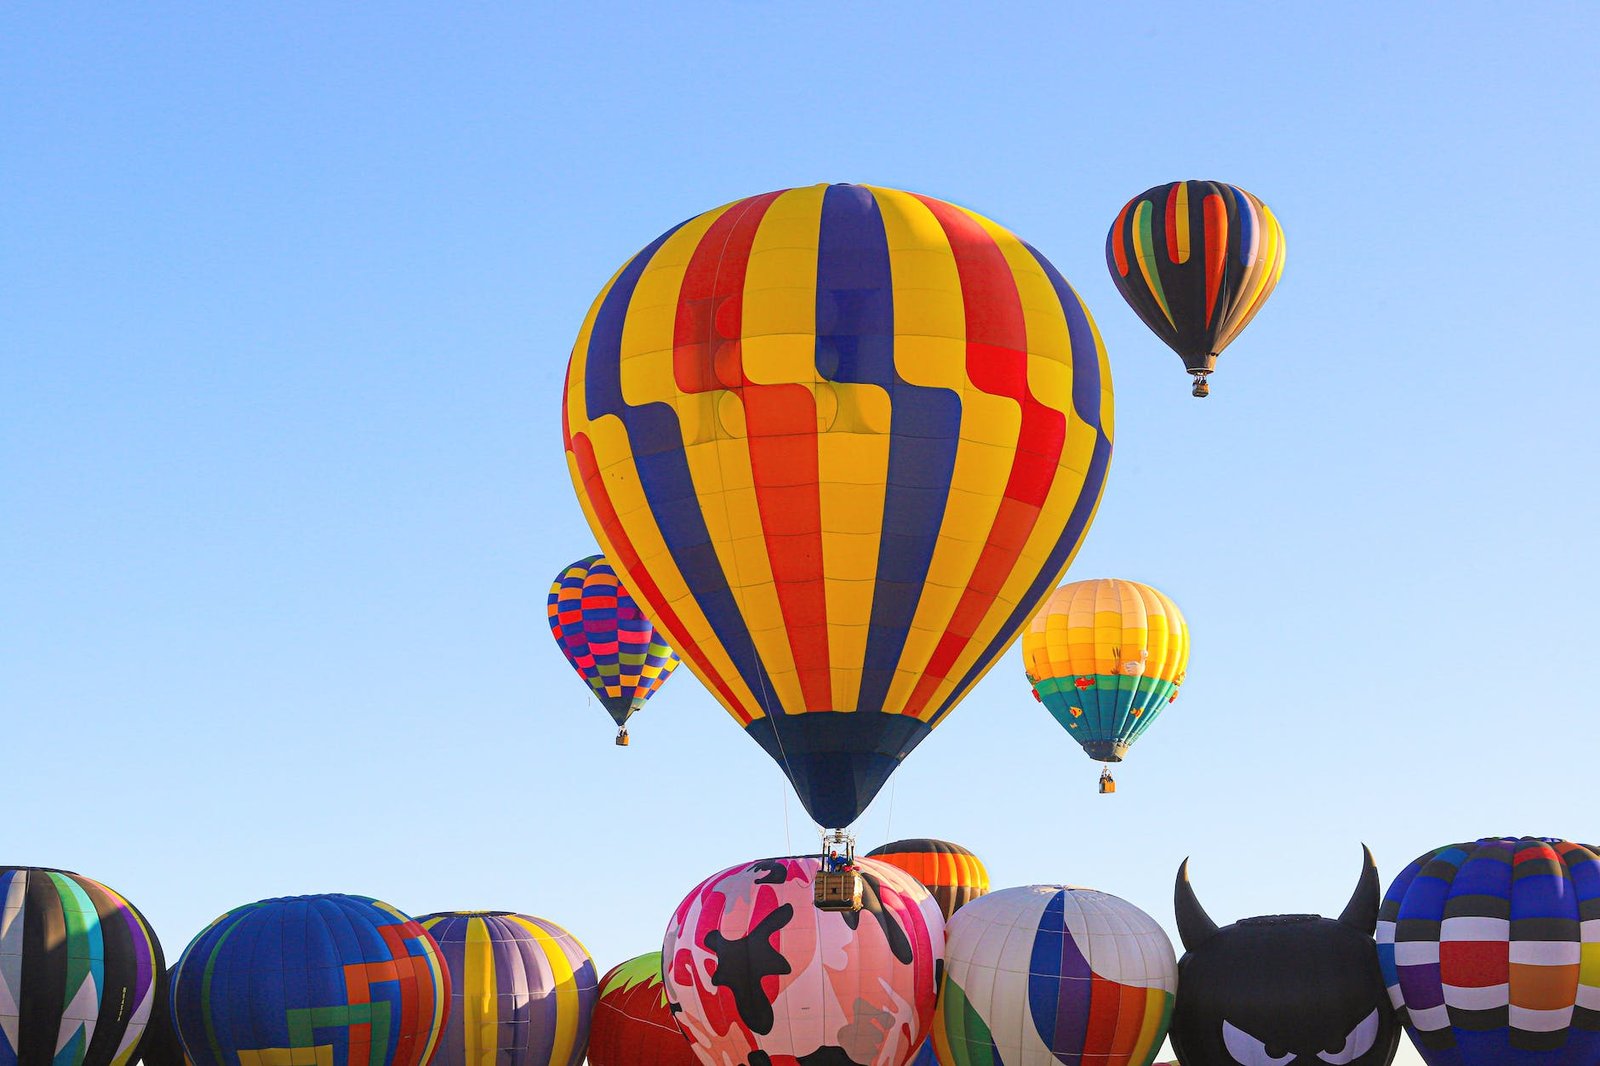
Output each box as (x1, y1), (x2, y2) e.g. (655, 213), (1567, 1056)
(5, 5), (1599, 1063)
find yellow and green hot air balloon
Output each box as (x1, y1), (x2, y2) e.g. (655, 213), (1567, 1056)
(1022, 579), (1188, 789)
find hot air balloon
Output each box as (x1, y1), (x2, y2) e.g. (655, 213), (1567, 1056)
(934, 885), (1177, 1066)
(414, 911), (597, 1066)
(1106, 180), (1285, 396)
(1173, 848), (1400, 1066)
(563, 182), (1114, 828)
(588, 954), (696, 1066)
(1022, 578), (1188, 791)
(1379, 837), (1600, 1066)
(548, 554), (681, 745)
(662, 855), (944, 1066)
(0, 867), (166, 1066)
(171, 894), (448, 1066)
(865, 838), (989, 922)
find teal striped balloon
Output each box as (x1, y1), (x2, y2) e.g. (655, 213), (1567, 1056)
(0, 867), (166, 1066)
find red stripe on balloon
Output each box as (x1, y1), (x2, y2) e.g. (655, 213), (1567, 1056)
(669, 190), (833, 711)
(1110, 202), (1130, 276)
(1202, 193), (1228, 327)
(673, 193), (780, 395)
(1083, 973), (1125, 1062)
(569, 431), (752, 723)
(903, 195), (1063, 717)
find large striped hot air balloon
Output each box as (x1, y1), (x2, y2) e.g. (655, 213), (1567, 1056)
(416, 911), (598, 1066)
(547, 554), (681, 745)
(587, 954), (695, 1066)
(564, 182), (1114, 828)
(1379, 837), (1600, 1066)
(1106, 180), (1285, 396)
(1023, 578), (1189, 787)
(0, 867), (165, 1066)
(171, 895), (448, 1066)
(663, 856), (944, 1066)
(935, 885), (1176, 1066)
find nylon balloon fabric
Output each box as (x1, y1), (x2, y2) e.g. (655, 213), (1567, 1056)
(587, 954), (696, 1066)
(563, 182), (1115, 828)
(864, 838), (990, 922)
(1379, 837), (1600, 1066)
(934, 885), (1176, 1066)
(415, 911), (597, 1066)
(662, 855), (944, 1066)
(547, 554), (680, 729)
(1023, 578), (1189, 763)
(170, 894), (448, 1066)
(0, 867), (165, 1066)
(1106, 180), (1284, 384)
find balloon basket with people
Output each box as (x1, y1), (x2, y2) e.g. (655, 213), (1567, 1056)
(814, 828), (863, 913)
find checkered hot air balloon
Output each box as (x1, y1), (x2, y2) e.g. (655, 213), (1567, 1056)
(1379, 837), (1600, 1066)
(563, 182), (1114, 828)
(1106, 181), (1285, 397)
(0, 867), (166, 1066)
(547, 554), (680, 745)
(170, 895), (448, 1066)
(415, 911), (598, 1066)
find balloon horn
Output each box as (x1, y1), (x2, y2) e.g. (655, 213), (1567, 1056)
(1175, 858), (1219, 950)
(1337, 844), (1381, 934)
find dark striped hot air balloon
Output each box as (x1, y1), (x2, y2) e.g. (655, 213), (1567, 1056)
(171, 894), (448, 1066)
(865, 839), (990, 922)
(564, 182), (1114, 829)
(1379, 837), (1600, 1066)
(0, 867), (165, 1066)
(416, 911), (598, 1066)
(547, 554), (681, 745)
(588, 954), (696, 1066)
(1106, 181), (1285, 396)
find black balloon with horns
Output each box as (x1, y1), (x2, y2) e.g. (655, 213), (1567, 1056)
(1169, 846), (1401, 1066)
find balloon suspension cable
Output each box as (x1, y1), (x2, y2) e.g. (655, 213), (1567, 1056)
(781, 779), (792, 856)
(1189, 370), (1211, 398)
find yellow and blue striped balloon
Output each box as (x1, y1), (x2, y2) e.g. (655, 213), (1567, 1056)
(416, 911), (597, 1066)
(563, 182), (1114, 827)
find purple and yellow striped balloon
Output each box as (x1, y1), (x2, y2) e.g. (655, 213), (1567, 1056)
(416, 911), (598, 1066)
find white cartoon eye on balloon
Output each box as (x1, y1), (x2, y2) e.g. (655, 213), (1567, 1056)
(1222, 1021), (1293, 1066)
(1319, 1008), (1381, 1064)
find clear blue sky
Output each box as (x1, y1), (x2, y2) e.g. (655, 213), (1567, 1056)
(5, 5), (1596, 1063)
